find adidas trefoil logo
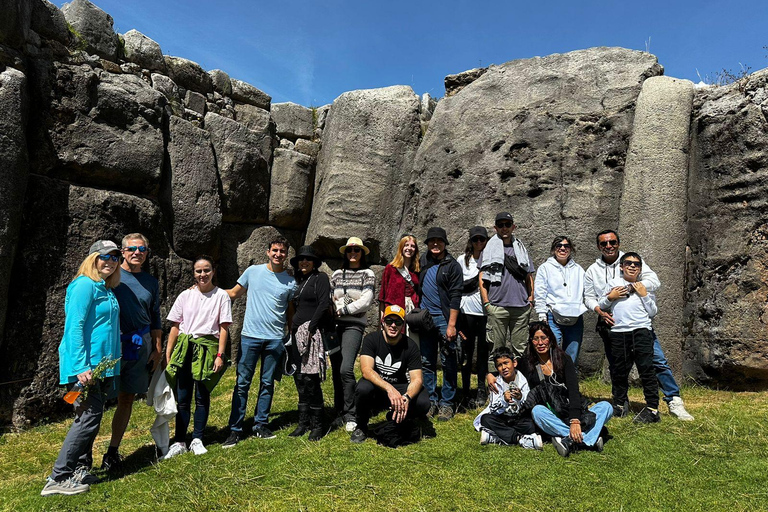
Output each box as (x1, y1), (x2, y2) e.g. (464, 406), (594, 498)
(375, 354), (401, 376)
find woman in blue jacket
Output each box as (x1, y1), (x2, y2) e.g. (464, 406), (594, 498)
(42, 241), (122, 497)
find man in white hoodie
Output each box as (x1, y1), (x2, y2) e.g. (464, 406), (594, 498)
(584, 230), (694, 421)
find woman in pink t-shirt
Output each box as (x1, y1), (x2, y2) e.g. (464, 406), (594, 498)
(163, 255), (232, 458)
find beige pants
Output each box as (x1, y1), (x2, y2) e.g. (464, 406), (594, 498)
(486, 304), (531, 371)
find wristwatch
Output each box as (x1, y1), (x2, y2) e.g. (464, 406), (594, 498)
(403, 393), (411, 402)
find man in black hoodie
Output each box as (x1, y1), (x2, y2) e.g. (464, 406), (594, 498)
(419, 227), (463, 421)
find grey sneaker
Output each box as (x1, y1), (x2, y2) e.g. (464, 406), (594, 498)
(552, 436), (573, 457)
(480, 430), (503, 445)
(426, 403), (438, 419)
(519, 433), (543, 450)
(72, 465), (99, 485)
(41, 477), (90, 496)
(667, 397), (694, 421)
(437, 405), (454, 422)
(160, 441), (188, 460)
(253, 425), (276, 439)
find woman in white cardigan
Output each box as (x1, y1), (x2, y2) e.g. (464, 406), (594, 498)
(533, 236), (588, 365)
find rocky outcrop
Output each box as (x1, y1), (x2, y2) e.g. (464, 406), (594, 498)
(685, 70), (768, 389)
(164, 55), (213, 94)
(306, 85), (422, 262)
(271, 102), (314, 140)
(269, 148), (314, 229)
(231, 78), (271, 110)
(234, 103), (271, 132)
(30, 0), (70, 45)
(444, 67), (487, 97)
(208, 69), (232, 96)
(61, 0), (119, 61)
(121, 29), (165, 72)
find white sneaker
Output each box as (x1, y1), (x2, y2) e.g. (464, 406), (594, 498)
(480, 430), (503, 445)
(519, 433), (543, 450)
(160, 441), (187, 460)
(345, 421), (358, 432)
(189, 438), (208, 455)
(41, 476), (90, 496)
(668, 396), (694, 421)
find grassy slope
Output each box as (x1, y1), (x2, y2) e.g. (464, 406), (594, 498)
(1, 372), (767, 512)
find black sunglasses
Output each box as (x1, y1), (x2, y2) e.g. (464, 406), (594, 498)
(97, 254), (120, 262)
(555, 243), (571, 249)
(599, 240), (619, 248)
(345, 247), (362, 254)
(297, 256), (316, 262)
(383, 317), (405, 327)
(495, 222), (513, 228)
(622, 260), (642, 268)
(471, 237), (486, 243)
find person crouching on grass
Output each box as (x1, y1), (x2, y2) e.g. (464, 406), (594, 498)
(349, 305), (430, 447)
(473, 347), (542, 449)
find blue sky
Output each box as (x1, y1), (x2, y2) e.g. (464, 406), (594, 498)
(58, 0), (768, 106)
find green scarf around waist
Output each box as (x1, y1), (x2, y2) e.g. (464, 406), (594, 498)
(165, 333), (223, 392)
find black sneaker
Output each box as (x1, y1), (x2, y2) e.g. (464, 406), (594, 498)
(613, 400), (630, 418)
(594, 436), (604, 452)
(100, 451), (123, 472)
(350, 427), (368, 444)
(633, 407), (661, 424)
(552, 436), (573, 457)
(253, 425), (276, 439)
(222, 431), (243, 449)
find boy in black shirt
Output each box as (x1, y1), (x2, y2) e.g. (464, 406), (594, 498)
(350, 305), (430, 446)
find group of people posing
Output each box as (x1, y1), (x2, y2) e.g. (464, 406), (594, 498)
(42, 214), (695, 497)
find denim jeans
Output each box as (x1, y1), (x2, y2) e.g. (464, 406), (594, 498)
(174, 348), (211, 442)
(228, 335), (285, 432)
(532, 401), (613, 447)
(420, 312), (458, 407)
(547, 312), (584, 365)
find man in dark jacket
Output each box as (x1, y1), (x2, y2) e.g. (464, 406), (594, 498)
(418, 227), (463, 421)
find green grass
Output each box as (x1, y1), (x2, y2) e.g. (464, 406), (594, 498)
(1, 371), (767, 512)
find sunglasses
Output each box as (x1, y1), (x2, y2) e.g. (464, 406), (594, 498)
(622, 260), (642, 268)
(471, 237), (486, 243)
(555, 243), (571, 249)
(298, 256), (316, 262)
(123, 245), (149, 254)
(496, 222), (513, 228)
(97, 254), (120, 262)
(599, 240), (619, 248)
(345, 247), (362, 254)
(383, 317), (405, 327)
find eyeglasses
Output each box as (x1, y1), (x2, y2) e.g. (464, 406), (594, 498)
(383, 317), (404, 327)
(471, 237), (486, 243)
(123, 245), (149, 254)
(97, 254), (120, 262)
(345, 247), (362, 254)
(495, 222), (513, 228)
(622, 260), (642, 268)
(599, 240), (619, 248)
(555, 243), (571, 249)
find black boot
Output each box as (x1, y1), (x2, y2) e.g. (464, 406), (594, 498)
(308, 407), (326, 441)
(289, 404), (310, 437)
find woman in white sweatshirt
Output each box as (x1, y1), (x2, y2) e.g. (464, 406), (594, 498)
(533, 236), (588, 365)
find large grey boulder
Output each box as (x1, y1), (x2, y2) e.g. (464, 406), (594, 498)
(685, 69), (768, 388)
(208, 69), (232, 96)
(269, 148), (314, 229)
(305, 85), (422, 262)
(61, 0), (119, 61)
(151, 72), (183, 116)
(404, 48), (662, 373)
(271, 102), (314, 140)
(0, 68), (28, 349)
(204, 112), (272, 223)
(166, 116), (222, 258)
(164, 55), (213, 94)
(619, 76), (694, 378)
(234, 103), (271, 132)
(294, 138), (320, 159)
(34, 63), (165, 195)
(31, 0), (70, 45)
(0, 0), (32, 49)
(122, 29), (165, 72)
(445, 67), (487, 97)
(230, 78), (271, 110)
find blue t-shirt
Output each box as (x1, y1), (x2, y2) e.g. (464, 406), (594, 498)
(238, 264), (295, 339)
(420, 265), (442, 316)
(113, 268), (161, 333)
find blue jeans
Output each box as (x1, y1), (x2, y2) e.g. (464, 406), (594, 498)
(547, 312), (584, 365)
(532, 402), (613, 447)
(228, 336), (285, 432)
(420, 313), (458, 407)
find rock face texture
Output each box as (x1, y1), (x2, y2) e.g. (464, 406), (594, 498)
(269, 148), (315, 229)
(271, 102), (314, 140)
(685, 70), (768, 389)
(121, 29), (165, 72)
(306, 85), (422, 263)
(61, 0), (119, 61)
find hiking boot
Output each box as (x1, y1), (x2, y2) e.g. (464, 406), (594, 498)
(253, 425), (276, 439)
(100, 450), (123, 472)
(189, 438), (208, 456)
(634, 407), (661, 424)
(613, 400), (630, 418)
(667, 396), (694, 421)
(160, 441), (187, 460)
(72, 465), (99, 485)
(480, 430), (502, 445)
(426, 402), (438, 419)
(41, 476), (90, 496)
(308, 408), (327, 442)
(222, 431), (243, 449)
(437, 405), (454, 422)
(552, 436), (573, 457)
(519, 433), (543, 450)
(350, 427), (368, 444)
(289, 405), (310, 437)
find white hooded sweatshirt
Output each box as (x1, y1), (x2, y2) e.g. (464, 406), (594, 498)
(534, 257), (588, 320)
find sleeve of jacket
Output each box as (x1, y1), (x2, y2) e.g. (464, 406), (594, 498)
(62, 278), (95, 377)
(309, 273), (331, 332)
(639, 261), (661, 293)
(447, 261), (463, 311)
(583, 266), (599, 312)
(533, 265), (549, 316)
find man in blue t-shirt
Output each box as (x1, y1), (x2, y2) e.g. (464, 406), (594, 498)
(222, 236), (295, 447)
(102, 233), (162, 472)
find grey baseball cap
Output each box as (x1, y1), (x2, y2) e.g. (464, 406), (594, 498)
(89, 240), (120, 255)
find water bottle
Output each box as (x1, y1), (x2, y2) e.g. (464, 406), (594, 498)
(63, 382), (84, 405)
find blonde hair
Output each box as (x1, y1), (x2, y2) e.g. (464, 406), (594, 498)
(121, 233), (149, 248)
(75, 252), (121, 289)
(389, 236), (420, 272)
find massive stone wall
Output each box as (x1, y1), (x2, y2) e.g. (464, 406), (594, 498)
(0, 0), (766, 425)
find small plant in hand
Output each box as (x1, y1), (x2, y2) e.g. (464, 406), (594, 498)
(62, 356), (120, 405)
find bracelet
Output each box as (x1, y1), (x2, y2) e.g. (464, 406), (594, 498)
(216, 353), (224, 359)
(403, 393), (411, 402)
(569, 419), (580, 425)
(483, 301), (491, 307)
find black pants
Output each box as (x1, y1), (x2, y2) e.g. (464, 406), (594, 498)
(479, 414), (535, 445)
(289, 338), (324, 409)
(609, 328), (659, 409)
(458, 313), (488, 392)
(330, 322), (364, 420)
(354, 379), (430, 428)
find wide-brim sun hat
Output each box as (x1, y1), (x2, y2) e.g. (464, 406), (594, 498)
(339, 236), (370, 255)
(290, 245), (323, 268)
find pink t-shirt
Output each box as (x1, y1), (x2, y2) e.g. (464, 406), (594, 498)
(167, 287), (233, 338)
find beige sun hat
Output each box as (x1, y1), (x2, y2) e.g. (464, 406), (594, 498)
(339, 236), (370, 255)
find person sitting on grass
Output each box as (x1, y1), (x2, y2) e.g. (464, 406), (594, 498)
(350, 305), (430, 447)
(472, 347), (542, 450)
